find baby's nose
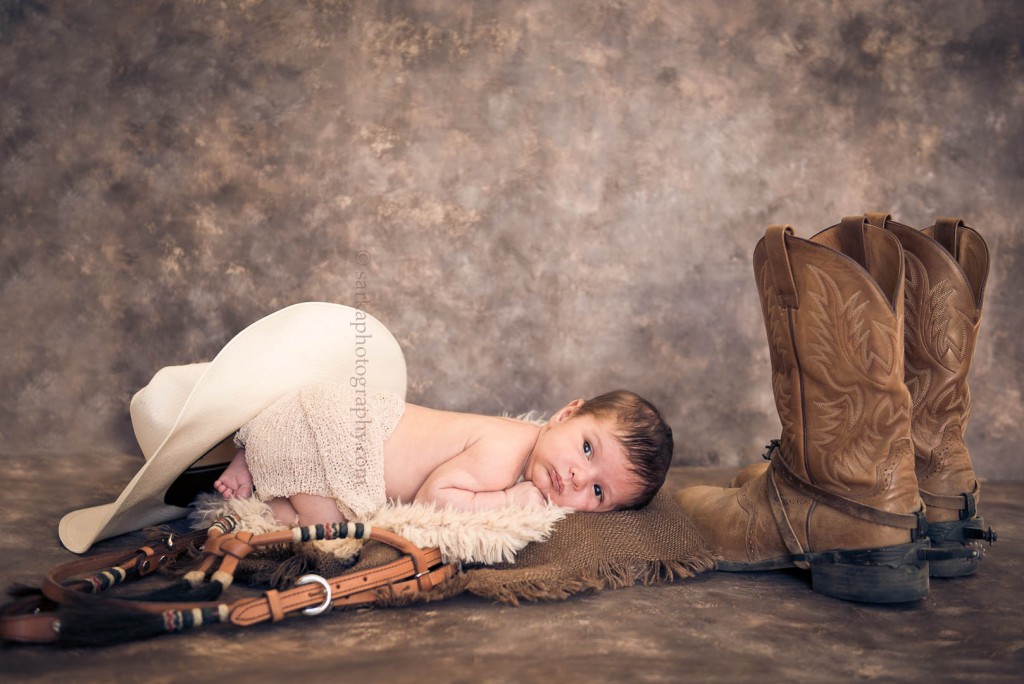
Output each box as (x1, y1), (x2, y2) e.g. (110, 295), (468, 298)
(569, 466), (586, 489)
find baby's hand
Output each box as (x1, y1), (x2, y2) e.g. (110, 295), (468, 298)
(504, 481), (547, 508)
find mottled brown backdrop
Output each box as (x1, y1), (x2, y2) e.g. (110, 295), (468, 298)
(2, 1), (1022, 478)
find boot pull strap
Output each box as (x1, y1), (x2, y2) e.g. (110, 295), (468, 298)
(838, 215), (869, 270)
(865, 212), (891, 229)
(934, 217), (963, 257)
(765, 224), (799, 309)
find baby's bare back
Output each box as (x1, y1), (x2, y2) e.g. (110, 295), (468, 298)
(382, 404), (541, 504)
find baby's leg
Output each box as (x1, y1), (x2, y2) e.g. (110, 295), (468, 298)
(214, 449), (254, 499)
(289, 493), (345, 526)
(267, 497), (299, 526)
(265, 495), (344, 527)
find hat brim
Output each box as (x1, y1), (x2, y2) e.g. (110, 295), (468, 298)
(59, 302), (406, 553)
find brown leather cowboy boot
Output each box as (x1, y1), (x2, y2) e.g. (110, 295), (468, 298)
(676, 217), (930, 602)
(867, 213), (996, 576)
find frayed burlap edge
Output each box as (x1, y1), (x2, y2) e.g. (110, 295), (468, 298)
(462, 556), (717, 606)
(357, 551), (718, 608)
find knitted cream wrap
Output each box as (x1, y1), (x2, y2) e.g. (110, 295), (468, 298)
(234, 382), (405, 521)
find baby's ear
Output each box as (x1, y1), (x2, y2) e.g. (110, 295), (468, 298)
(552, 398), (585, 422)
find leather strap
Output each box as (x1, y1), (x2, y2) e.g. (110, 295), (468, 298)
(40, 529), (209, 607)
(838, 215), (868, 270)
(772, 455), (925, 535)
(934, 217), (963, 257)
(765, 465), (810, 569)
(265, 589), (286, 623)
(1, 530), (212, 643)
(920, 481), (979, 516)
(865, 212), (891, 229)
(765, 225), (799, 309)
(0, 596), (64, 643)
(229, 547), (456, 626)
(0, 524), (458, 644)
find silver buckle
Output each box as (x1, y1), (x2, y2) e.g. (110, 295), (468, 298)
(296, 574), (333, 616)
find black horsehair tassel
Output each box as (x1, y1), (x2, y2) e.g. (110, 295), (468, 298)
(55, 591), (229, 647)
(130, 578), (225, 603)
(6, 583), (43, 598)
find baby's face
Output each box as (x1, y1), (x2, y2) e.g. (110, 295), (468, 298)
(522, 406), (640, 512)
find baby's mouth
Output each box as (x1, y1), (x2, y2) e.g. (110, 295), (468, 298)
(551, 468), (564, 495)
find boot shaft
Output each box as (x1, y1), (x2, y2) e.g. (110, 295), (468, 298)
(752, 218), (917, 511)
(866, 215), (990, 527)
(868, 215), (989, 457)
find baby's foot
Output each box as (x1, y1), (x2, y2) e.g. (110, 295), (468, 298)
(214, 449), (254, 499)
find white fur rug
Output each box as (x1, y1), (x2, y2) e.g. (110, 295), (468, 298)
(189, 494), (570, 565)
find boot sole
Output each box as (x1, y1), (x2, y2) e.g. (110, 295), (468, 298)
(717, 556), (796, 572)
(717, 541), (930, 603)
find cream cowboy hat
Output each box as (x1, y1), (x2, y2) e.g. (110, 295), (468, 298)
(58, 302), (407, 553)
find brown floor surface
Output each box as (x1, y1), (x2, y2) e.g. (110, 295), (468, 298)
(0, 455), (1020, 683)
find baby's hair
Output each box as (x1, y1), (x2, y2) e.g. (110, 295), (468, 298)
(576, 389), (673, 510)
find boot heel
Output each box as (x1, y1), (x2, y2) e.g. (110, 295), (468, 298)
(805, 542), (930, 603)
(927, 518), (995, 578)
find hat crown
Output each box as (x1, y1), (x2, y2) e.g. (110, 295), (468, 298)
(131, 363), (210, 460)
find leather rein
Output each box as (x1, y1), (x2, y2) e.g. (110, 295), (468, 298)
(1, 516), (459, 645)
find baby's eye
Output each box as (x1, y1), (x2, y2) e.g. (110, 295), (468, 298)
(583, 440), (592, 459)
(593, 483), (603, 500)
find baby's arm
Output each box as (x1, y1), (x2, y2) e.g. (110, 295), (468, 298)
(415, 449), (547, 510)
(503, 481), (548, 507)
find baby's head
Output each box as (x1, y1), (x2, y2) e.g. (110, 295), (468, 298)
(524, 389), (674, 512)
(575, 389), (674, 510)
